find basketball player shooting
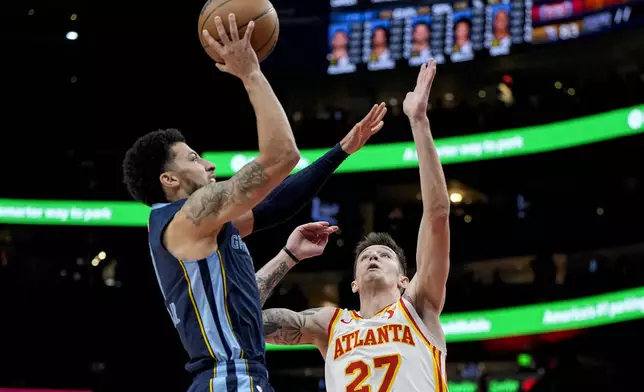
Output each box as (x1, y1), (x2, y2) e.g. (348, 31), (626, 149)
(122, 14), (387, 392)
(260, 60), (451, 392)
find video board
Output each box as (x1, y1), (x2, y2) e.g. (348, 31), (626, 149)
(327, 0), (643, 74)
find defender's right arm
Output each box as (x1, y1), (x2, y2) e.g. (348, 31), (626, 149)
(263, 307), (338, 355)
(167, 16), (299, 249)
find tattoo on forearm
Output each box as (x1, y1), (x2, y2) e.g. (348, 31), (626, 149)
(256, 260), (290, 306)
(262, 308), (323, 345)
(183, 161), (268, 226)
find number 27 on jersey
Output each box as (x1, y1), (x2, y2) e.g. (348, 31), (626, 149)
(345, 354), (401, 392)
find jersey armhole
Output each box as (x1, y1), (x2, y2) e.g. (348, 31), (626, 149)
(327, 308), (342, 347)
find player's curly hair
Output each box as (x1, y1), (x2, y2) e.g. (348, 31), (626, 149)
(353, 232), (407, 277)
(122, 128), (186, 206)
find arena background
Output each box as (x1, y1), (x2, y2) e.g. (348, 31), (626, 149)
(1, 0), (644, 391)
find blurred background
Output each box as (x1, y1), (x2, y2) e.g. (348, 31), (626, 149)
(1, 0), (644, 391)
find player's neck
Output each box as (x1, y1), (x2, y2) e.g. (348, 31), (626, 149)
(358, 286), (400, 319)
(165, 189), (190, 203)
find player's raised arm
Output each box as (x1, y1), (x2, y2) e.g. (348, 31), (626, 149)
(257, 221), (338, 354)
(403, 60), (451, 314)
(255, 222), (338, 306)
(171, 15), (300, 241)
(262, 307), (337, 352)
(233, 103), (387, 238)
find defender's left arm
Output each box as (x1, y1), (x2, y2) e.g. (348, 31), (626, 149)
(234, 103), (387, 238)
(404, 61), (450, 314)
(256, 221), (338, 307)
(256, 249), (297, 307)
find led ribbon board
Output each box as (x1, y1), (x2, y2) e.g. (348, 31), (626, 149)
(0, 106), (642, 227)
(265, 285), (644, 351)
(203, 105), (644, 177)
(0, 199), (149, 227)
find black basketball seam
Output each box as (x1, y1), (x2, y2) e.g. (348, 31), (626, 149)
(255, 15), (278, 56)
(201, 5), (275, 47)
(200, 0), (235, 34)
(208, 13), (277, 63)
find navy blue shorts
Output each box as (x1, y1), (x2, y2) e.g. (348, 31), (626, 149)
(188, 360), (274, 392)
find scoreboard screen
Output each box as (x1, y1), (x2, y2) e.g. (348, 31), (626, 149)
(327, 0), (644, 74)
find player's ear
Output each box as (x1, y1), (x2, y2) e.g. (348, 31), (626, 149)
(398, 276), (409, 291)
(160, 171), (180, 189)
(351, 280), (359, 294)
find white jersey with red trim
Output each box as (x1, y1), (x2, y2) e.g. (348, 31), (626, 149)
(324, 297), (448, 392)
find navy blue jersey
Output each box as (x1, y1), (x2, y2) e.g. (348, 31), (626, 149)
(148, 200), (266, 375)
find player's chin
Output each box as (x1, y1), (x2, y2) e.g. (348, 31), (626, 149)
(363, 268), (383, 279)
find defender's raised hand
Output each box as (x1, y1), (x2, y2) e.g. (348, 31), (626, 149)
(403, 59), (437, 120)
(201, 14), (259, 80)
(285, 222), (339, 261)
(340, 102), (388, 154)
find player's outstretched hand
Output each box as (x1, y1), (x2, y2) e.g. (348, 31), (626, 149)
(340, 102), (388, 154)
(403, 59), (437, 120)
(201, 14), (260, 81)
(286, 222), (339, 261)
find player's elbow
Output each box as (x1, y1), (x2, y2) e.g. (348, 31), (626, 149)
(423, 209), (449, 233)
(281, 147), (301, 170)
(257, 147), (300, 178)
(424, 197), (450, 218)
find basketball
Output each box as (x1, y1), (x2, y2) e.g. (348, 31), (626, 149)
(198, 0), (279, 63)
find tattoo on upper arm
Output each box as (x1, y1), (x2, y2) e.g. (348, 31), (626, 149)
(183, 161), (268, 227)
(262, 308), (324, 345)
(256, 260), (290, 307)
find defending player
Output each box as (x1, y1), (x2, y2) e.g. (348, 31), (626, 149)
(260, 60), (450, 392)
(121, 14), (387, 392)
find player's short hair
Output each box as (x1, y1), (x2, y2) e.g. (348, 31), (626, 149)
(455, 18), (472, 31)
(122, 128), (186, 206)
(353, 232), (407, 277)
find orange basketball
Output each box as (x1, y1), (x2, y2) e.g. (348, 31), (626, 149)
(198, 0), (279, 63)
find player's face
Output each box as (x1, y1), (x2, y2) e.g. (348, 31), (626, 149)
(455, 22), (470, 46)
(352, 245), (408, 293)
(413, 25), (430, 44)
(372, 28), (387, 46)
(494, 11), (509, 34)
(162, 142), (216, 196)
(332, 31), (349, 49)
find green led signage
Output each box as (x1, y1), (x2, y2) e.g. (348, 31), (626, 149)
(0, 199), (149, 227)
(203, 105), (644, 176)
(265, 285), (644, 351)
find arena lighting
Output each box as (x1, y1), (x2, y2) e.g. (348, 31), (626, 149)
(66, 31), (78, 40)
(98, 251), (106, 260)
(264, 285), (644, 350)
(449, 192), (464, 203)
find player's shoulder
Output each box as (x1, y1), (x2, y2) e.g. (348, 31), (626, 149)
(149, 200), (186, 223)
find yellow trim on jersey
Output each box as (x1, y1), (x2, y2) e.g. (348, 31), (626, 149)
(216, 249), (246, 359)
(399, 298), (446, 392)
(209, 378), (213, 392)
(245, 359), (255, 392)
(375, 303), (393, 317)
(351, 302), (395, 320)
(327, 308), (342, 347)
(398, 298), (433, 350)
(178, 259), (216, 359)
(433, 346), (448, 392)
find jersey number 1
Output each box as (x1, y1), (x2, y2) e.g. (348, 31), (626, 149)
(345, 354), (401, 392)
